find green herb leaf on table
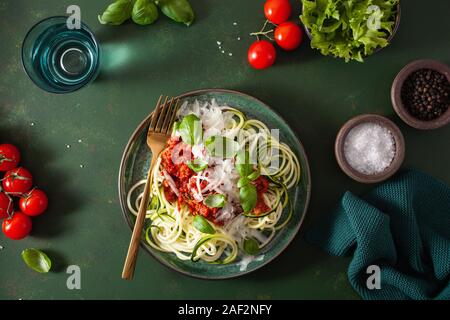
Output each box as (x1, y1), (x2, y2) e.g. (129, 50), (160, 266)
(132, 0), (159, 25)
(98, 0), (134, 25)
(187, 160), (208, 172)
(243, 238), (259, 255)
(193, 215), (216, 234)
(205, 136), (240, 158)
(239, 184), (257, 214)
(21, 248), (52, 273)
(156, 0), (195, 26)
(204, 194), (226, 208)
(300, 0), (399, 62)
(178, 114), (202, 145)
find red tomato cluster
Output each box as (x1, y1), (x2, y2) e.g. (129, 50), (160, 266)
(0, 144), (48, 240)
(248, 0), (304, 70)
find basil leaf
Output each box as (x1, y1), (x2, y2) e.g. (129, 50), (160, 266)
(98, 0), (134, 25)
(205, 136), (239, 158)
(156, 0), (195, 26)
(239, 184), (257, 213)
(193, 215), (216, 234)
(132, 0), (159, 25)
(237, 177), (250, 188)
(178, 114), (202, 145)
(243, 238), (259, 255)
(247, 170), (260, 181)
(187, 160), (208, 172)
(21, 248), (51, 273)
(204, 194), (226, 208)
(235, 150), (254, 178)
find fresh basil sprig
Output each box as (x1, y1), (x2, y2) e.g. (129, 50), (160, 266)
(98, 0), (134, 25)
(156, 0), (195, 26)
(205, 136), (239, 158)
(132, 0), (159, 25)
(204, 194), (226, 208)
(235, 150), (259, 213)
(193, 215), (215, 234)
(243, 238), (259, 255)
(21, 248), (52, 273)
(239, 184), (257, 214)
(99, 0), (195, 27)
(178, 114), (202, 145)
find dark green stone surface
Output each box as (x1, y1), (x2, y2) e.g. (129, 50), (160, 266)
(0, 0), (449, 299)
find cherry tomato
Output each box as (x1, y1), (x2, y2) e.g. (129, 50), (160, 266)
(274, 22), (303, 50)
(2, 167), (33, 195)
(0, 144), (20, 172)
(20, 189), (48, 217)
(2, 212), (32, 240)
(0, 192), (13, 219)
(248, 40), (277, 70)
(264, 0), (291, 24)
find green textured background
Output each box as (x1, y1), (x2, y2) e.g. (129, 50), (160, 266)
(0, 0), (449, 299)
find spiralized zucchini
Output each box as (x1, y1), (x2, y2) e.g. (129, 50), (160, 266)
(127, 100), (301, 265)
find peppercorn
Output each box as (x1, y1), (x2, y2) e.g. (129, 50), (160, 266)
(401, 68), (450, 121)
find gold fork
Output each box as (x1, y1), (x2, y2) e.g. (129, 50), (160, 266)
(122, 95), (180, 280)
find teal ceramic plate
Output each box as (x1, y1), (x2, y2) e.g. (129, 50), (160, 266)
(118, 89), (311, 279)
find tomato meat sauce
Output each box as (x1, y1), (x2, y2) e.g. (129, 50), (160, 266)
(161, 137), (271, 223)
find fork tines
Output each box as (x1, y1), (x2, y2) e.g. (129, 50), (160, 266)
(149, 95), (180, 134)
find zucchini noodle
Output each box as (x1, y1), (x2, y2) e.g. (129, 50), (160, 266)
(127, 99), (301, 265)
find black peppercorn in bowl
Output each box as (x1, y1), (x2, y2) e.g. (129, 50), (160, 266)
(391, 60), (450, 130)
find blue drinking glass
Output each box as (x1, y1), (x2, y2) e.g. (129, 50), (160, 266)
(21, 16), (101, 94)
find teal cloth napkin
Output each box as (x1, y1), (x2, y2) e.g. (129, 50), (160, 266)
(305, 170), (450, 300)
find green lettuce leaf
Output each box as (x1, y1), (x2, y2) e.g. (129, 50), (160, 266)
(300, 0), (399, 62)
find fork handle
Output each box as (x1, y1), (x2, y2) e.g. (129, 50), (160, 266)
(122, 156), (158, 280)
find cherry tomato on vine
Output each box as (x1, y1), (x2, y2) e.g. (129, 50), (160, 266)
(264, 0), (291, 25)
(248, 40), (277, 70)
(20, 189), (48, 217)
(274, 22), (303, 51)
(0, 144), (20, 172)
(2, 212), (32, 240)
(2, 167), (33, 195)
(0, 192), (12, 219)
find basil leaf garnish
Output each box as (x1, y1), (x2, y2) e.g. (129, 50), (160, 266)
(193, 215), (216, 234)
(132, 0), (159, 25)
(98, 0), (134, 25)
(156, 0), (195, 26)
(243, 238), (259, 255)
(187, 160), (208, 172)
(237, 177), (250, 188)
(204, 194), (226, 208)
(178, 114), (202, 145)
(205, 136), (239, 158)
(239, 184), (257, 213)
(247, 170), (260, 181)
(21, 248), (52, 273)
(235, 150), (254, 178)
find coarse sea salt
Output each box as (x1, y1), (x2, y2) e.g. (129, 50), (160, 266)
(344, 122), (396, 175)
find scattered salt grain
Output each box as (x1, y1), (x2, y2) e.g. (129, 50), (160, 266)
(216, 41), (222, 46)
(66, 144), (71, 149)
(237, 37), (241, 41)
(228, 53), (233, 56)
(30, 122), (35, 127)
(344, 122), (396, 175)
(221, 50), (225, 54)
(233, 22), (237, 26)
(79, 164), (84, 168)
(78, 139), (83, 143)
(0, 245), (3, 250)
